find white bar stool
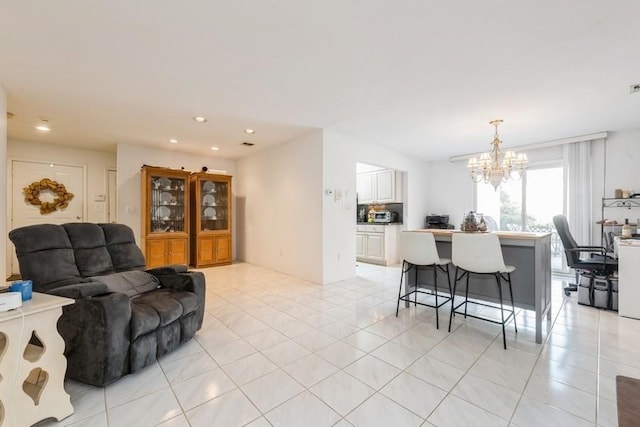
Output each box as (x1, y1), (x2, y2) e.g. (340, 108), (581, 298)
(448, 232), (517, 349)
(396, 231), (452, 329)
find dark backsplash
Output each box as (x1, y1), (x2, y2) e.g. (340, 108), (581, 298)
(357, 202), (403, 223)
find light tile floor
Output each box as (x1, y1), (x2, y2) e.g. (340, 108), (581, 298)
(35, 262), (639, 426)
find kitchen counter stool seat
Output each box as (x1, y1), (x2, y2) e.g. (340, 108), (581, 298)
(448, 232), (517, 349)
(396, 231), (452, 329)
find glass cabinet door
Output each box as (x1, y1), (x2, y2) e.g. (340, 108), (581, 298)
(200, 179), (229, 231)
(149, 174), (187, 233)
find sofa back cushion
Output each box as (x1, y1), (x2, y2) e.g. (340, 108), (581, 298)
(100, 223), (146, 271)
(9, 224), (83, 292)
(62, 223), (115, 277)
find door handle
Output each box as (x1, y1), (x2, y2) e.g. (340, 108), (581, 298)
(76, 216), (81, 220)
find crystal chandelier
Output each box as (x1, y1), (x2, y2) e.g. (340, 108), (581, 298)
(467, 119), (528, 190)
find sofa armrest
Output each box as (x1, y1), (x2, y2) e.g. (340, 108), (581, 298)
(145, 265), (188, 275)
(149, 270), (206, 330)
(48, 282), (110, 299)
(148, 269), (203, 293)
(56, 292), (132, 386)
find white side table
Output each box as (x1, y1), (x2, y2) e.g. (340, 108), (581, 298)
(618, 240), (640, 319)
(0, 292), (74, 426)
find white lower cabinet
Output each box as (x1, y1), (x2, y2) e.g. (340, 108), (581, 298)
(356, 233), (365, 258)
(356, 224), (400, 265)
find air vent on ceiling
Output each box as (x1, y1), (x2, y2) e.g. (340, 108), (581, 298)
(630, 83), (640, 94)
(241, 142), (255, 146)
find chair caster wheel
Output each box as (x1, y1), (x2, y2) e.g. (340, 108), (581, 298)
(564, 290), (571, 296)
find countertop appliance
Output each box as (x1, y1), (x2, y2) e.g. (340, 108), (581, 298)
(358, 207), (366, 223)
(425, 214), (454, 229)
(374, 211), (398, 223)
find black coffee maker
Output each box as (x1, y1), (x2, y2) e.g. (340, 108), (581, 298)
(425, 214), (454, 229)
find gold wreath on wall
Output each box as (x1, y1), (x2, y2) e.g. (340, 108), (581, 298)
(23, 178), (75, 214)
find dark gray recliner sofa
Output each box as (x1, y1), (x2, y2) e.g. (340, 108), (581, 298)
(9, 223), (206, 387)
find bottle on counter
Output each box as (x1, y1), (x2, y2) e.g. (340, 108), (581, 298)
(368, 207), (376, 223)
(462, 211), (478, 232)
(622, 218), (632, 239)
(478, 214), (487, 232)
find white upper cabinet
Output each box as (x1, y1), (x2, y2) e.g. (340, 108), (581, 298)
(357, 173), (375, 203)
(375, 169), (395, 201)
(357, 169), (402, 204)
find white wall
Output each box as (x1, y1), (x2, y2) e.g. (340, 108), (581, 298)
(117, 143), (238, 256)
(427, 129), (640, 247)
(426, 160), (473, 229)
(591, 128), (640, 242)
(236, 130), (324, 283)
(322, 130), (432, 283)
(429, 144), (567, 229)
(0, 84), (7, 282)
(324, 131), (432, 231)
(602, 128), (640, 198)
(7, 139), (116, 223)
(235, 128), (432, 285)
(322, 132), (358, 283)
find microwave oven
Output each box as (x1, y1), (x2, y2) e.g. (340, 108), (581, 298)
(374, 211), (396, 223)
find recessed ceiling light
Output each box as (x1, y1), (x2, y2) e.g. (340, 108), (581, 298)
(169, 139), (178, 144)
(210, 146), (219, 151)
(35, 119), (51, 132)
(244, 129), (255, 134)
(193, 116), (207, 123)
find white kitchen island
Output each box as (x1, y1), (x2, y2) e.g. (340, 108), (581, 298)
(406, 229), (553, 344)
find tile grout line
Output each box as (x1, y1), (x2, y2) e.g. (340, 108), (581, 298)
(504, 291), (601, 425)
(504, 305), (562, 425)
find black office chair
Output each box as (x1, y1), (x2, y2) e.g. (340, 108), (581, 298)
(553, 215), (618, 296)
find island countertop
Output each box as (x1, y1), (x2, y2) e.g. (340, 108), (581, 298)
(415, 229), (551, 241)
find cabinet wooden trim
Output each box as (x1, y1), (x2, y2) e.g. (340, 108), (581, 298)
(141, 166), (191, 268)
(190, 172), (233, 267)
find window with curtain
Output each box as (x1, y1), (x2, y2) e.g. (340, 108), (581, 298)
(476, 163), (565, 271)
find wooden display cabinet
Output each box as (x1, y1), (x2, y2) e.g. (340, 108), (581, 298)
(141, 166), (190, 268)
(190, 172), (232, 267)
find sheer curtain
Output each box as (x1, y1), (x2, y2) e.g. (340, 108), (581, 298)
(565, 140), (592, 245)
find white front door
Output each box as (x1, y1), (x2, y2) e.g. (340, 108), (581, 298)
(9, 160), (85, 274)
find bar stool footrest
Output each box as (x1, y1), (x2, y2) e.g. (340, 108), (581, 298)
(399, 289), (452, 309)
(451, 299), (516, 327)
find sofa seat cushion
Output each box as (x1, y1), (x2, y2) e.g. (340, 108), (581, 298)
(130, 289), (199, 340)
(90, 271), (159, 297)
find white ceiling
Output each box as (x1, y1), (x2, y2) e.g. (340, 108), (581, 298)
(1, 1), (640, 161)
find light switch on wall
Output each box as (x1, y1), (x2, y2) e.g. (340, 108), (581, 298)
(334, 190), (343, 201)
